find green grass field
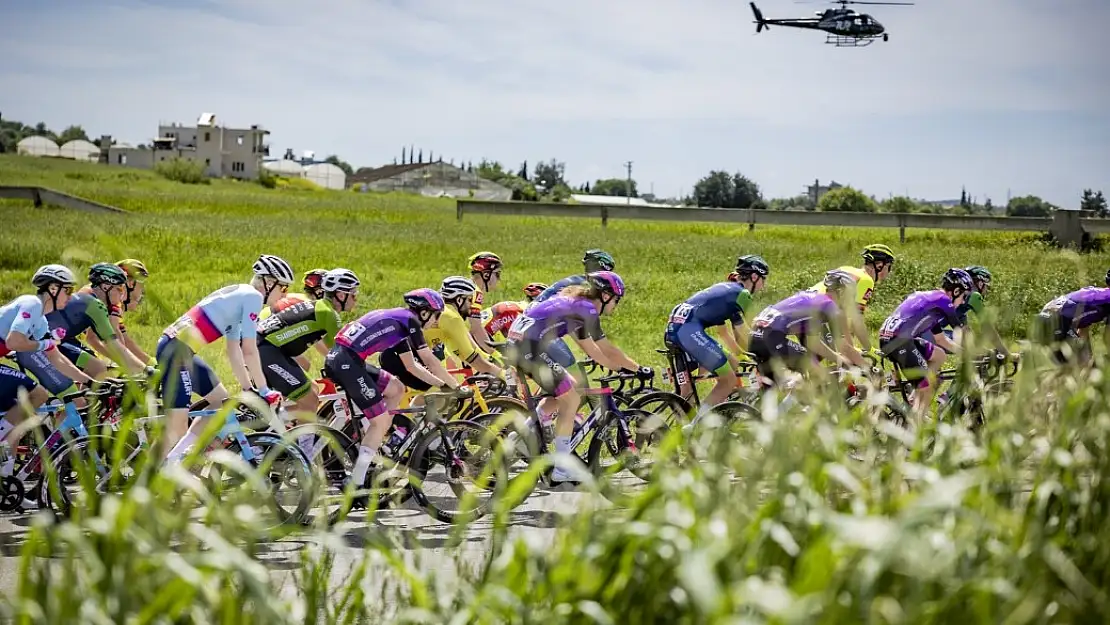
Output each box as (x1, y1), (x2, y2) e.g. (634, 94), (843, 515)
(1, 154), (1106, 382)
(4, 154), (1110, 623)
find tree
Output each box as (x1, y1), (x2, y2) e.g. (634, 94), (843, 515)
(730, 172), (764, 209)
(960, 187), (968, 208)
(532, 159), (566, 192)
(583, 181), (591, 193)
(591, 178), (637, 198)
(1006, 195), (1054, 217)
(1081, 189), (1108, 217)
(401, 146), (407, 163)
(767, 195), (813, 211)
(518, 160), (529, 181)
(417, 149), (423, 164)
(693, 171), (733, 207)
(880, 196), (919, 213)
(323, 155), (354, 176)
(56, 125), (89, 144)
(817, 187), (878, 212)
(476, 159), (510, 183)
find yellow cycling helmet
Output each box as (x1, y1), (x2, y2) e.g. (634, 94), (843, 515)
(861, 244), (895, 265)
(117, 259), (149, 282)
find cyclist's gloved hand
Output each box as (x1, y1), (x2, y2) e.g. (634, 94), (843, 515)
(636, 366), (654, 380)
(256, 387), (283, 407)
(144, 365), (158, 378)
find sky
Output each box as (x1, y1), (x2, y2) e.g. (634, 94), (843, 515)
(2, 0), (1108, 206)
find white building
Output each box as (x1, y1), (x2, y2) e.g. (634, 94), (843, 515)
(16, 136), (60, 157)
(303, 163), (346, 190)
(59, 139), (100, 161)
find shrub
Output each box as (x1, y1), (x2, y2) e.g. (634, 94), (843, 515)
(153, 158), (208, 185)
(258, 167), (277, 189)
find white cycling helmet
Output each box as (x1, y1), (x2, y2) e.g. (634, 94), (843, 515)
(440, 276), (478, 300)
(32, 264), (77, 290)
(252, 254), (294, 285)
(322, 268), (360, 293)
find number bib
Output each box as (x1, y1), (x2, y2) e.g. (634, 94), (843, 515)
(669, 303), (694, 324)
(506, 315), (536, 342)
(878, 315), (903, 340)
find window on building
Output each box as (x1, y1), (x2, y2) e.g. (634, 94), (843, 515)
(205, 158), (211, 166)
(204, 131), (211, 142)
(118, 154), (127, 165)
(237, 135), (243, 146)
(232, 161), (245, 172)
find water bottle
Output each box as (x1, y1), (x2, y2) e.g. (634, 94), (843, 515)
(381, 427), (407, 456)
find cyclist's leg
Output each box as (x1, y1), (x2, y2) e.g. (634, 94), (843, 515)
(882, 338), (931, 418)
(675, 323), (735, 412)
(324, 345), (397, 486)
(59, 341), (107, 380)
(13, 350), (77, 398)
(0, 365), (49, 447)
(157, 336), (225, 459)
(379, 346), (432, 410)
(257, 341), (313, 416)
(664, 325), (695, 398)
(520, 346), (579, 481)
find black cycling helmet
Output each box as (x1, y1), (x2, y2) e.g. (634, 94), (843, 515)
(1105, 268), (1110, 288)
(942, 268), (974, 294)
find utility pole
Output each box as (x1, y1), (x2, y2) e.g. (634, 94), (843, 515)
(623, 160), (633, 204)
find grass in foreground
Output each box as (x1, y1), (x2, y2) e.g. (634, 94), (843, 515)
(2, 338), (1109, 624)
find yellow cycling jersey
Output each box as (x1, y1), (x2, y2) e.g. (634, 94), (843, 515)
(424, 306), (478, 363)
(808, 266), (875, 309)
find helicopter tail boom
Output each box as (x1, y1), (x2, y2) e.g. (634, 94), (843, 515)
(750, 2), (768, 33)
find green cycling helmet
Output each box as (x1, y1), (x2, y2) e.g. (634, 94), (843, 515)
(583, 249), (615, 272)
(89, 262), (128, 287)
(965, 265), (992, 284)
(735, 254), (770, 277)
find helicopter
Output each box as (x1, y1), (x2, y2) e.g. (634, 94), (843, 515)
(750, 0), (914, 47)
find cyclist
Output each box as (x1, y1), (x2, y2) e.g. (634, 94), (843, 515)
(532, 249), (616, 306)
(504, 271), (648, 486)
(271, 269), (328, 313)
(382, 276), (502, 393)
(5, 266), (95, 402)
(749, 270), (855, 386)
(937, 265), (1010, 357)
(49, 263), (148, 378)
(664, 255), (769, 419)
(0, 266), (96, 466)
(1034, 271), (1110, 366)
(480, 283), (549, 343)
(326, 288), (460, 493)
(115, 259), (153, 366)
(809, 243), (896, 362)
(257, 268), (359, 416)
(467, 252), (503, 354)
(156, 254), (294, 461)
(878, 268), (972, 419)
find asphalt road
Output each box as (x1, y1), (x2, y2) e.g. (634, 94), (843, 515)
(0, 485), (597, 601)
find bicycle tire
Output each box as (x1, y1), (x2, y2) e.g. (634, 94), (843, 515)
(408, 420), (507, 524)
(39, 434), (140, 519)
(629, 391), (692, 427)
(225, 432), (316, 528)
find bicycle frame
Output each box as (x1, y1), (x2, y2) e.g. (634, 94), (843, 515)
(13, 400), (89, 483)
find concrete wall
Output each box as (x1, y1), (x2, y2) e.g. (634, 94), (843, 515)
(457, 199), (1091, 247)
(0, 186), (126, 214)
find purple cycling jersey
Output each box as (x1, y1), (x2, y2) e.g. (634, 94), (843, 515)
(879, 290), (961, 342)
(334, 307), (426, 359)
(751, 291), (838, 337)
(1039, 287), (1110, 329)
(506, 295), (604, 343)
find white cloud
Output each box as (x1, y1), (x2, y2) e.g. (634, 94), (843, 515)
(2, 0), (1107, 203)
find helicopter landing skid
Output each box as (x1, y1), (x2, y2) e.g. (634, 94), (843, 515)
(825, 33), (883, 47)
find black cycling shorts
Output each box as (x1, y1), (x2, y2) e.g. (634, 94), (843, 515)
(258, 340), (311, 400)
(323, 345), (393, 419)
(748, 330), (807, 381)
(379, 345), (433, 392)
(880, 337), (934, 383)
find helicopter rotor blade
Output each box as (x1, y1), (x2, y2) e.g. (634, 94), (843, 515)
(837, 1), (914, 5)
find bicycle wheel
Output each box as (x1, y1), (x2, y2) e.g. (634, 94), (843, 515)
(286, 424), (357, 525)
(629, 391), (692, 428)
(39, 434), (142, 519)
(408, 420), (507, 524)
(586, 408), (663, 486)
(220, 432), (315, 529)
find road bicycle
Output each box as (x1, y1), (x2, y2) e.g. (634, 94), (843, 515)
(303, 385), (507, 525)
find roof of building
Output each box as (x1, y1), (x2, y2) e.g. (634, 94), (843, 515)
(349, 162), (435, 184)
